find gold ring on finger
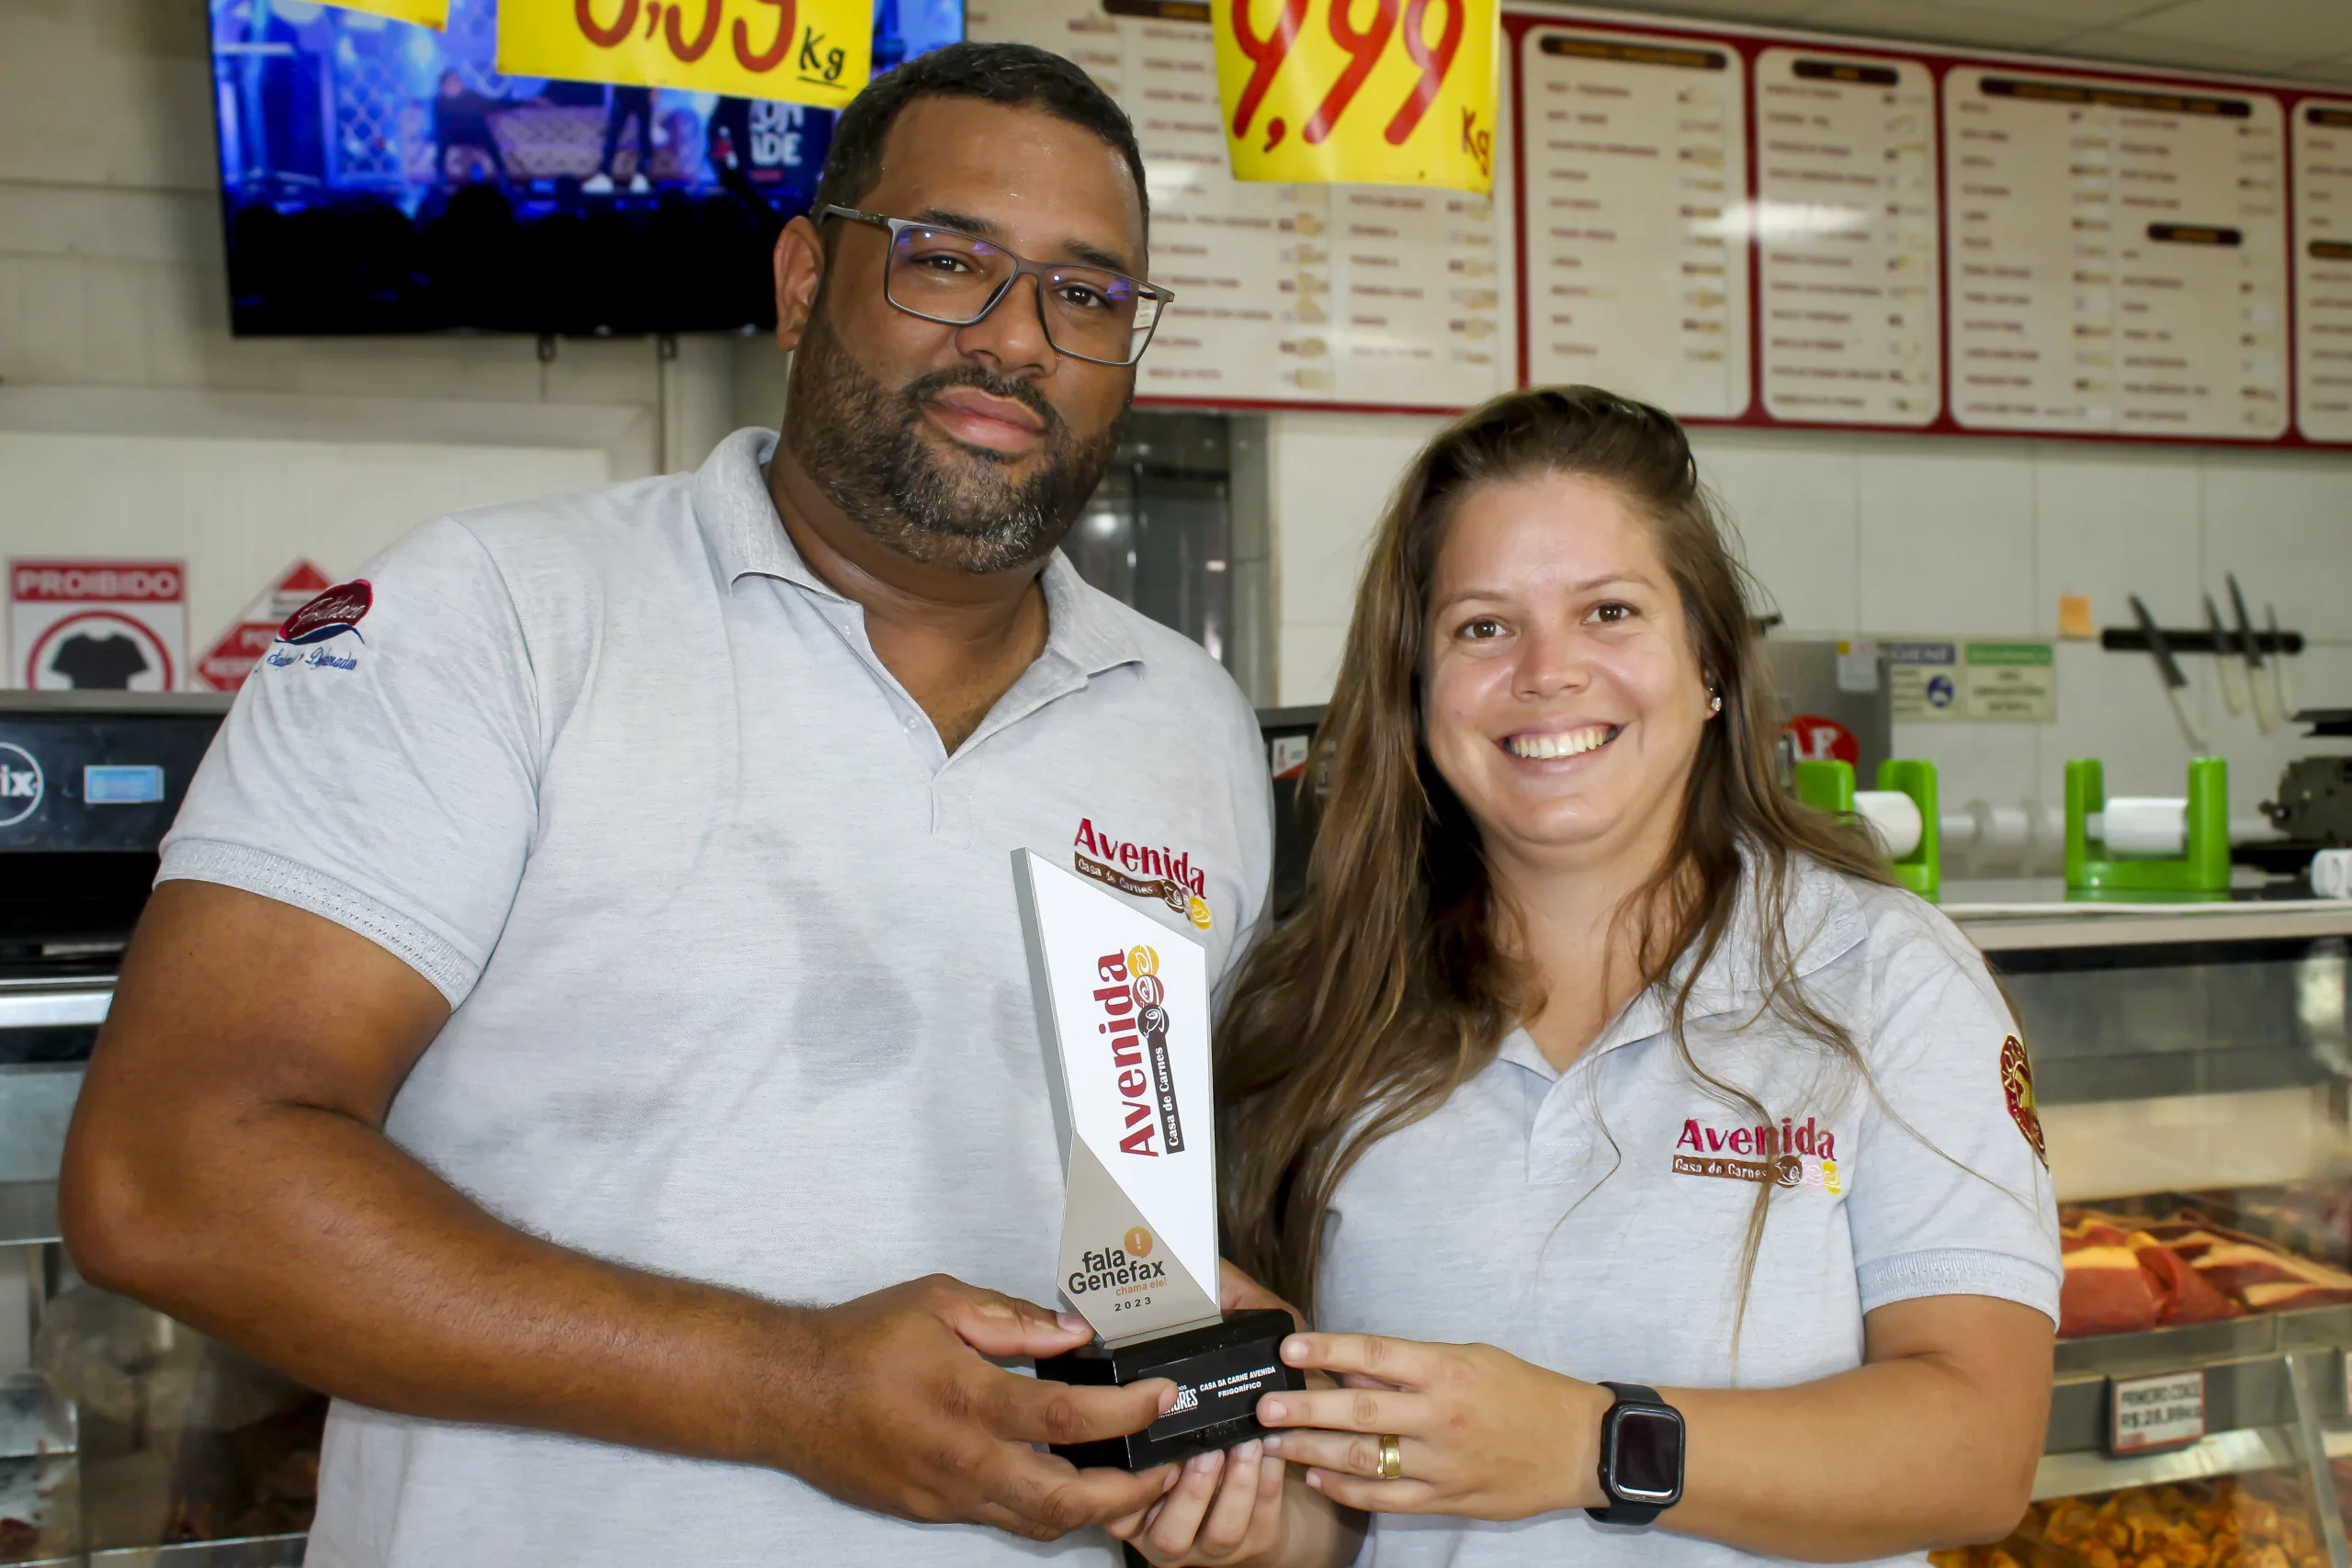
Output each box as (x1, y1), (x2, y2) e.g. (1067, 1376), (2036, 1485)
(1376, 1433), (1404, 1482)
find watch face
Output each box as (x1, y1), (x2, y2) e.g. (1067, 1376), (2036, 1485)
(1610, 1408), (1682, 1500)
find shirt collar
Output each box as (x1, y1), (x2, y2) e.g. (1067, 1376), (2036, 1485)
(1035, 550), (1142, 677)
(693, 426), (1142, 678)
(1585, 849), (1871, 1057)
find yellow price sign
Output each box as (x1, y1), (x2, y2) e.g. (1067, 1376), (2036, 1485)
(496, 0), (872, 111)
(329, 0), (449, 28)
(1211, 0), (1496, 193)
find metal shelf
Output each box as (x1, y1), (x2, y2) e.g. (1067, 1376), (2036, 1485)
(2036, 1426), (2302, 1500)
(0, 1180), (61, 1246)
(0, 982), (111, 1029)
(2041, 1305), (2352, 1562)
(1955, 901), (2352, 953)
(17, 1534), (307, 1568)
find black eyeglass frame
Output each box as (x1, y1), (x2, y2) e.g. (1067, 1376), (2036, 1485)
(816, 204), (1173, 367)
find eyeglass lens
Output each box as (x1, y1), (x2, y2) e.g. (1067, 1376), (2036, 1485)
(885, 225), (1160, 366)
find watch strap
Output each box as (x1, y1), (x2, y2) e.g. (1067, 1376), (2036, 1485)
(1587, 1382), (1671, 1527)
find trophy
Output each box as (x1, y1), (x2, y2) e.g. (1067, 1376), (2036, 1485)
(1013, 850), (1303, 1471)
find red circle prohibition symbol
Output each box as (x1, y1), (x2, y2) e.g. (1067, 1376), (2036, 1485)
(26, 608), (177, 690)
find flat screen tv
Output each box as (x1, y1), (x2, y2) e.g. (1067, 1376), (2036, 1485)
(206, 0), (962, 335)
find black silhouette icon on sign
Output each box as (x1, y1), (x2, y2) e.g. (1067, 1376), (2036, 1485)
(49, 633), (151, 690)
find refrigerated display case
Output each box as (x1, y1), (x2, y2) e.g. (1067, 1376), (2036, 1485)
(1945, 885), (2352, 1568)
(0, 693), (321, 1566)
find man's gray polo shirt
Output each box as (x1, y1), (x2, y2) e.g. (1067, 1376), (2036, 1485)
(157, 428), (1275, 1567)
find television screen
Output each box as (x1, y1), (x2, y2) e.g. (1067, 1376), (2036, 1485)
(207, 0), (962, 335)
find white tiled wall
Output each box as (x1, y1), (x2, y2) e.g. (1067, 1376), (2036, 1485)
(0, 0), (751, 617)
(13, 0), (2352, 791)
(0, 431), (612, 647)
(1268, 410), (2352, 819)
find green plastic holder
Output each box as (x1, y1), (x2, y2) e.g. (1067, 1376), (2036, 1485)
(1792, 758), (1940, 899)
(1876, 759), (1940, 899)
(1792, 757), (1855, 817)
(2063, 756), (2230, 899)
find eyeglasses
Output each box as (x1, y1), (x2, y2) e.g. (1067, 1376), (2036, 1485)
(817, 205), (1172, 367)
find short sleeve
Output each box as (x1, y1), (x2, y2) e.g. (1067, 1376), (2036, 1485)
(1843, 931), (2063, 1327)
(158, 517), (540, 1006)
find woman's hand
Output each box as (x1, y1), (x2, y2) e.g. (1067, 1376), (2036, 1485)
(1101, 1265), (1374, 1566)
(1219, 1258), (1304, 1327)
(1255, 1331), (1612, 1520)
(1106, 1440), (1290, 1565)
(1102, 1261), (1298, 1563)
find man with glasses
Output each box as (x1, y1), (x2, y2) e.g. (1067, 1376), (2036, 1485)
(63, 42), (1278, 1568)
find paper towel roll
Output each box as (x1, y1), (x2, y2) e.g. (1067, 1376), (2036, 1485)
(2313, 849), (2352, 899)
(1943, 799), (2067, 876)
(1853, 790), (1923, 859)
(1978, 805), (2031, 858)
(2093, 796), (2188, 856)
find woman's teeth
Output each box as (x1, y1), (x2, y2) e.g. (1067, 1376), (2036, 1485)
(1507, 726), (1617, 760)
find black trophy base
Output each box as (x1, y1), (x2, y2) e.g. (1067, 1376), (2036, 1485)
(1035, 1308), (1305, 1472)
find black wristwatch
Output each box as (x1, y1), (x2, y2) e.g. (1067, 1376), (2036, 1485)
(1587, 1382), (1685, 1526)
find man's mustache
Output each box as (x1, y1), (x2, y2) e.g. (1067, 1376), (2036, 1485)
(900, 367), (1064, 444)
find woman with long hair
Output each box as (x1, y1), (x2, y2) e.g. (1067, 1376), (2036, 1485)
(1123, 387), (2059, 1568)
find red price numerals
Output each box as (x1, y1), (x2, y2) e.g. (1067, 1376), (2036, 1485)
(573, 0), (798, 72)
(1228, 0), (1464, 152)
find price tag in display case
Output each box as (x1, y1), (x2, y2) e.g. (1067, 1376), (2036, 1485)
(498, 0), (874, 110)
(2108, 1369), (2206, 1455)
(1211, 0), (1498, 192)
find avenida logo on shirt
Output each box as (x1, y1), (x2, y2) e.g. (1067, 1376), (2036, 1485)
(1073, 818), (1214, 930)
(1673, 1115), (1842, 1195)
(264, 580), (371, 672)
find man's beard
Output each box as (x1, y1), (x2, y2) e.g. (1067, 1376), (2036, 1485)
(785, 303), (1127, 574)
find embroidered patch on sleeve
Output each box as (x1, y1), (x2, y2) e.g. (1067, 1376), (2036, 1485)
(2000, 1034), (2047, 1168)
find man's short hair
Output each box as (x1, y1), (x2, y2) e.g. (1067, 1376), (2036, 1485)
(812, 41), (1149, 236)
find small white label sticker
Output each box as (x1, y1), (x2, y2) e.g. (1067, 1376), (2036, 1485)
(1835, 641), (1881, 694)
(2109, 1370), (2205, 1455)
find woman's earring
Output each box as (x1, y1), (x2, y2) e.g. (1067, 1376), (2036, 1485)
(1709, 690), (1724, 716)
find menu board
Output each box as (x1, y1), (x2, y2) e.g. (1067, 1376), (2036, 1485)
(958, 0), (2352, 442)
(1942, 68), (2288, 439)
(1753, 49), (1939, 426)
(1518, 28), (1749, 418)
(967, 0), (1511, 409)
(2293, 101), (2352, 443)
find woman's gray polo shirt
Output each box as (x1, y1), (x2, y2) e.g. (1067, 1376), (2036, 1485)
(1318, 859), (2061, 1568)
(157, 428), (1274, 1568)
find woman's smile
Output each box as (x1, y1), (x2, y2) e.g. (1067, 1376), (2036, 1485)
(1501, 724), (1623, 762)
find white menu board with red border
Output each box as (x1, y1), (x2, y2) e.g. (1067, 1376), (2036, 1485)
(1942, 67), (2288, 440)
(1753, 48), (1939, 426)
(2293, 100), (2352, 443)
(1516, 26), (1750, 419)
(966, 0), (1513, 412)
(969, 0), (2352, 443)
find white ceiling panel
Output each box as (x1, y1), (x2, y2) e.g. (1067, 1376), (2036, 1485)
(2113, 0), (2352, 62)
(1928, 0), (2178, 25)
(2046, 24), (2306, 73)
(1796, 0), (2082, 49)
(1573, 0), (2352, 81)
(1594, 0), (1825, 20)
